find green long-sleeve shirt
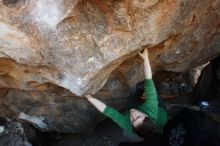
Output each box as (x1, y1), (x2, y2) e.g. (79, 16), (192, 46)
(103, 79), (167, 134)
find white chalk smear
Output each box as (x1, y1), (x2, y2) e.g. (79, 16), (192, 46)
(34, 0), (61, 29)
(0, 126), (4, 133)
(33, 0), (79, 29)
(18, 112), (48, 129)
(88, 57), (103, 69)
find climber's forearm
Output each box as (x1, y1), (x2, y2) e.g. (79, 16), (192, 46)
(86, 95), (106, 113)
(144, 59), (152, 79)
(138, 49), (152, 79)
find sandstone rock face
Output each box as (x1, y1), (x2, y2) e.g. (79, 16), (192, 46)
(0, 0), (220, 132)
(0, 0), (219, 95)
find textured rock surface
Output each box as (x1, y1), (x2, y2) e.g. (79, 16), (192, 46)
(0, 117), (31, 146)
(0, 72), (130, 132)
(0, 0), (220, 95)
(193, 56), (220, 100)
(0, 0), (220, 132)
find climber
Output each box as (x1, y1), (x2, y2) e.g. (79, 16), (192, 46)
(85, 48), (168, 140)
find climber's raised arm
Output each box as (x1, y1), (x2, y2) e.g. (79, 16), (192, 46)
(85, 95), (106, 112)
(138, 49), (152, 79)
(138, 49), (158, 122)
(85, 94), (133, 132)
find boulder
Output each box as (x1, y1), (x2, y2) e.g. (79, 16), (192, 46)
(0, 0), (219, 95)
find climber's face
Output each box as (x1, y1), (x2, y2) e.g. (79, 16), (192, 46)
(130, 109), (148, 128)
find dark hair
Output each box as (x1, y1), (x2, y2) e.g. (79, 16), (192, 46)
(133, 117), (155, 139)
